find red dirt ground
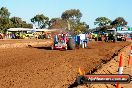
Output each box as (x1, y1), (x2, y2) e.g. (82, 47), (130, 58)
(0, 39), (51, 44)
(0, 40), (130, 88)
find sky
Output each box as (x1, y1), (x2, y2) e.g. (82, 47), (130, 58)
(0, 0), (131, 28)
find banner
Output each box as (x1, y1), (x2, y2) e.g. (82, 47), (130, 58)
(117, 27), (132, 31)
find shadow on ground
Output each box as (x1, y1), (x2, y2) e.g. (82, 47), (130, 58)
(34, 46), (51, 50)
(33, 46), (92, 50)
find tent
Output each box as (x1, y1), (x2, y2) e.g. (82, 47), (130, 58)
(7, 28), (59, 32)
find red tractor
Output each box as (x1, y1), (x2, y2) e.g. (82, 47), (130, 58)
(51, 33), (75, 50)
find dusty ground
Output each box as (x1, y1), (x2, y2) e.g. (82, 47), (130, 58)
(0, 39), (43, 44)
(0, 40), (130, 88)
(0, 39), (53, 48)
(0, 39), (52, 45)
(77, 42), (132, 88)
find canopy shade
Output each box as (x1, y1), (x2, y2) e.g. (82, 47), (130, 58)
(7, 28), (59, 32)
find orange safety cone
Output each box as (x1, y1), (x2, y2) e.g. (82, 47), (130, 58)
(116, 83), (121, 88)
(128, 46), (132, 66)
(128, 55), (132, 66)
(118, 54), (123, 74)
(131, 46), (132, 54)
(116, 54), (123, 88)
(78, 67), (85, 75)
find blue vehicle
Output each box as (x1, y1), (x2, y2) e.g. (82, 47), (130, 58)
(73, 34), (88, 48)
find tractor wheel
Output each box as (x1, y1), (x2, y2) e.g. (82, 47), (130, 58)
(67, 38), (75, 50)
(65, 46), (68, 50)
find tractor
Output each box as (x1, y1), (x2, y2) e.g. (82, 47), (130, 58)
(51, 33), (88, 50)
(51, 33), (75, 50)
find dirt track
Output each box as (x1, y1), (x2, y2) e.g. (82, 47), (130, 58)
(0, 39), (50, 44)
(0, 39), (53, 48)
(0, 40), (130, 88)
(77, 42), (132, 88)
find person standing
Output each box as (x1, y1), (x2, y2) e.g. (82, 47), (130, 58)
(106, 33), (108, 42)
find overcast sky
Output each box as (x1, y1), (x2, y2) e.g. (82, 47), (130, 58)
(0, 0), (131, 28)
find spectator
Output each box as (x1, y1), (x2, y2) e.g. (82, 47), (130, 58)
(12, 33), (15, 39)
(0, 33), (3, 39)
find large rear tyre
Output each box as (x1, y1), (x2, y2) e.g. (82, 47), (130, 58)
(64, 46), (68, 50)
(67, 38), (75, 50)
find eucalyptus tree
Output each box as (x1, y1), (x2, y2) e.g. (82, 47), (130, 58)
(61, 9), (82, 30)
(94, 17), (111, 27)
(111, 17), (127, 27)
(31, 14), (49, 28)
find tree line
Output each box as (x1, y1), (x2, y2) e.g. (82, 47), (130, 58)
(94, 17), (127, 31)
(0, 7), (33, 33)
(0, 7), (128, 33)
(30, 9), (89, 34)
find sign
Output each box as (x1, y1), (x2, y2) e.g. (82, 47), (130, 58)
(117, 27), (132, 31)
(77, 74), (131, 84)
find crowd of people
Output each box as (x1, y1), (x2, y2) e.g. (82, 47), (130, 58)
(87, 32), (131, 42)
(87, 32), (116, 42)
(0, 32), (52, 39)
(0, 31), (130, 42)
(0, 32), (14, 39)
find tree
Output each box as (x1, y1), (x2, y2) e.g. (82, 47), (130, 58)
(94, 17), (111, 27)
(0, 7), (32, 33)
(49, 18), (67, 29)
(10, 17), (33, 28)
(0, 7), (10, 18)
(111, 17), (127, 27)
(61, 9), (82, 30)
(0, 7), (11, 32)
(61, 9), (82, 22)
(61, 9), (89, 33)
(31, 14), (49, 29)
(0, 17), (11, 32)
(74, 22), (89, 34)
(10, 17), (23, 24)
(21, 22), (33, 28)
